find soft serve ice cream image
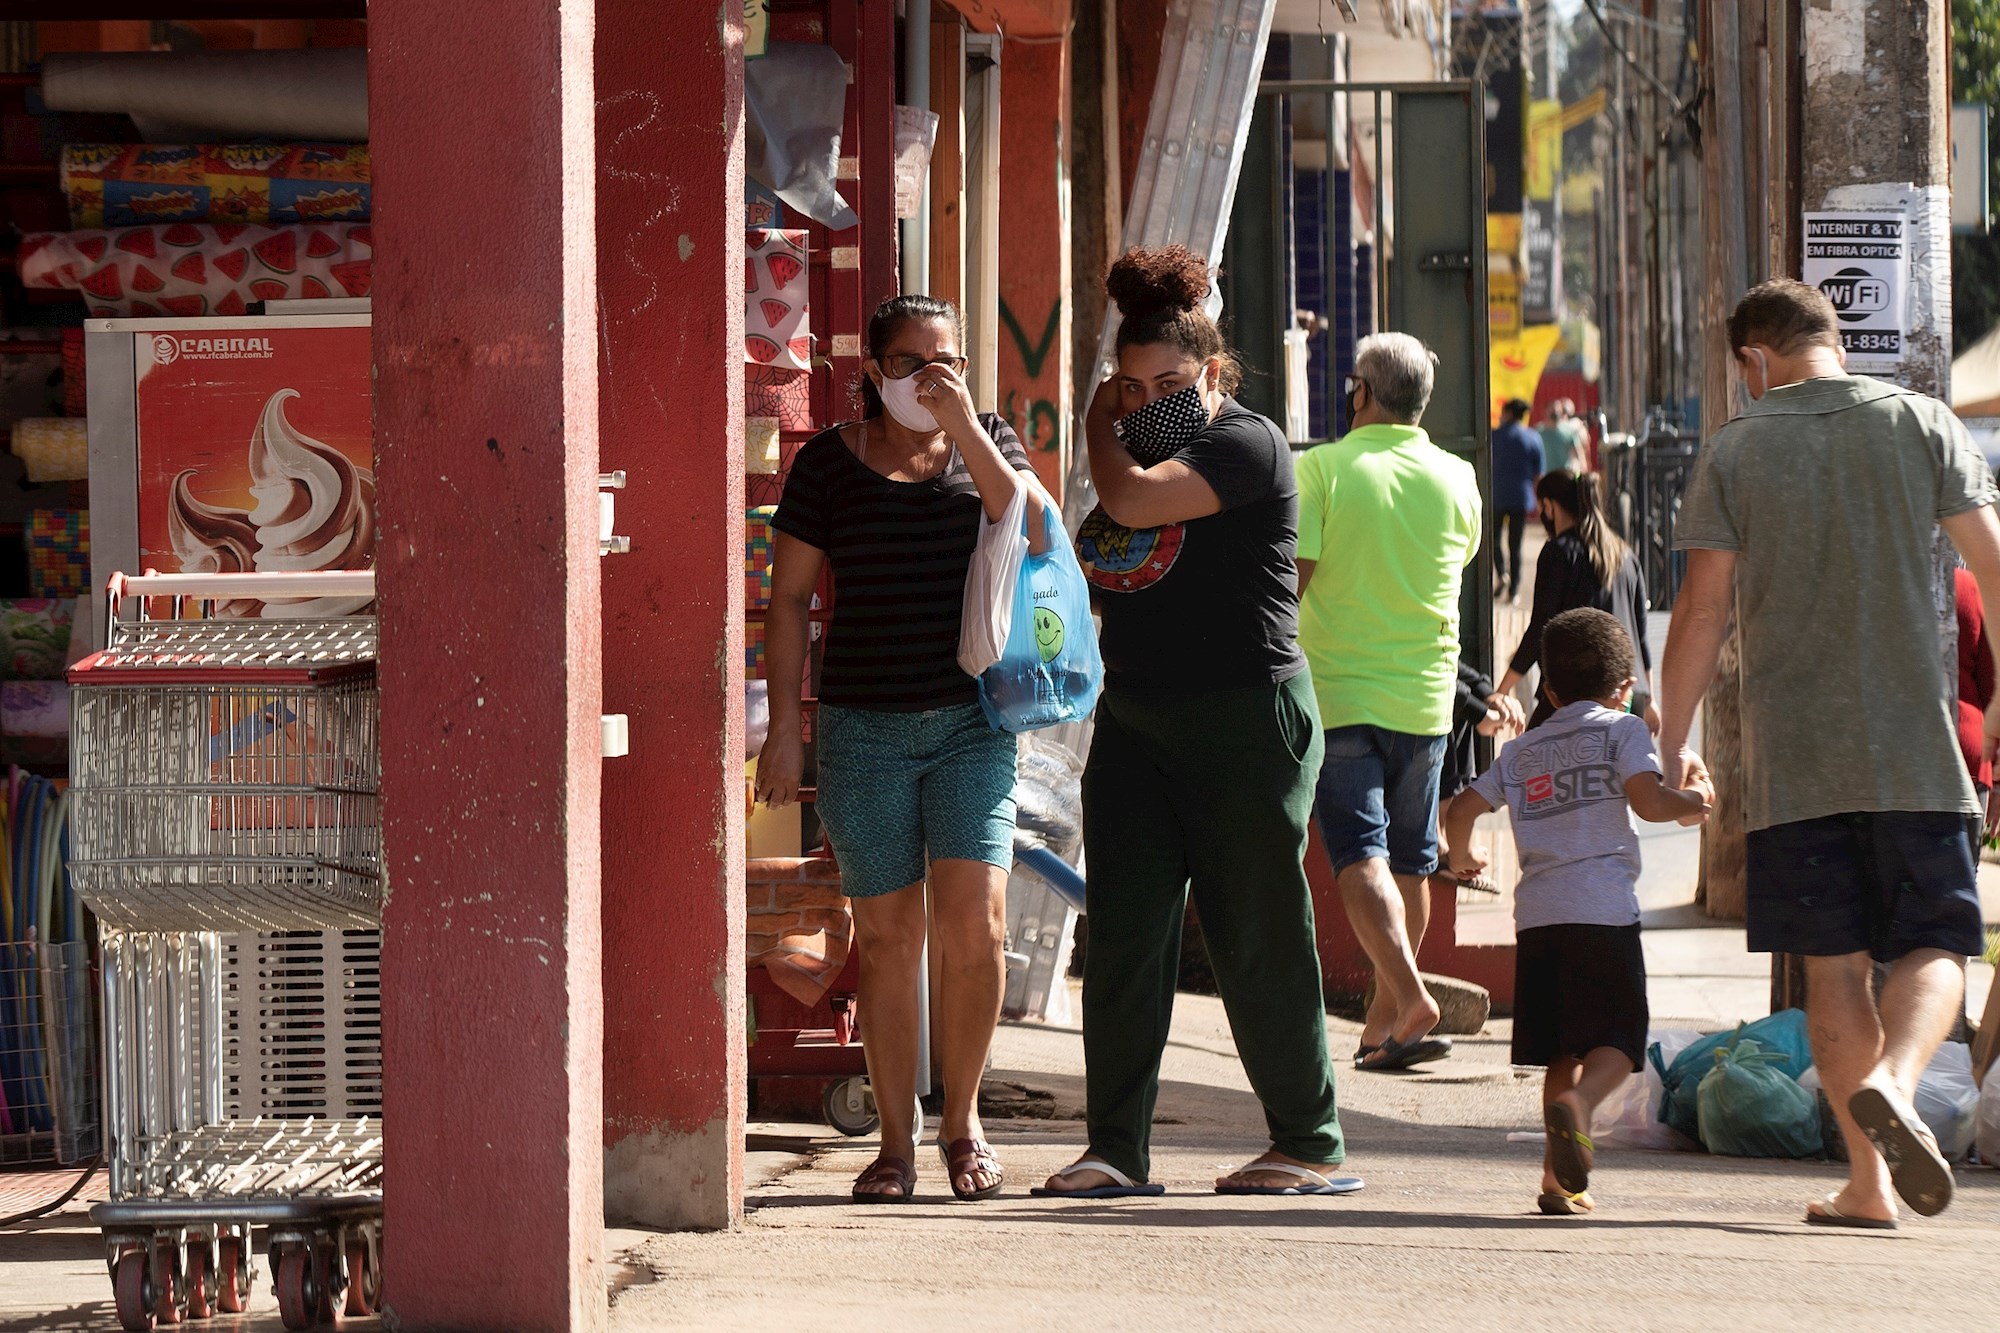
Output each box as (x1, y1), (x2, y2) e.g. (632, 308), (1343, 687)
(166, 388), (376, 616)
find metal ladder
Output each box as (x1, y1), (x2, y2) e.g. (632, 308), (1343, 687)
(1061, 0), (1279, 517)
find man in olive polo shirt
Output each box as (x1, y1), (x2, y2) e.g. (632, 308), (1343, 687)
(1663, 278), (2000, 1227)
(1296, 332), (1483, 1071)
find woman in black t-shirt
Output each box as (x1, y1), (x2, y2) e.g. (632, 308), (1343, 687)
(1036, 247), (1350, 1201)
(1498, 470), (1655, 731)
(757, 295), (1042, 1205)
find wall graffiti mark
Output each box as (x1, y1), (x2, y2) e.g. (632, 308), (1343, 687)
(999, 297), (1062, 380)
(1002, 390), (1062, 457)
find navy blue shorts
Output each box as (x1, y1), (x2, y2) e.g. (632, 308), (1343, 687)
(1313, 725), (1447, 878)
(1745, 811), (1986, 962)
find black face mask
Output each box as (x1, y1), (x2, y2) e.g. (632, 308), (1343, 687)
(1541, 512), (1558, 539)
(1114, 382), (1209, 465)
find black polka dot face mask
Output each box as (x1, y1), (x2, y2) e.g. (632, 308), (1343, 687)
(1114, 381), (1211, 465)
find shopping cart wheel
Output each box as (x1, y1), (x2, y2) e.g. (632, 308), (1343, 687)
(112, 1249), (155, 1333)
(216, 1233), (252, 1315)
(822, 1076), (879, 1136)
(184, 1240), (214, 1320)
(344, 1237), (378, 1316)
(312, 1241), (342, 1325)
(151, 1237), (185, 1326)
(274, 1248), (313, 1331)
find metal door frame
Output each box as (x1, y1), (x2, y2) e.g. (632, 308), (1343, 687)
(1242, 77), (1494, 676)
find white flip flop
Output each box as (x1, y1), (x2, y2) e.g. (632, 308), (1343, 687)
(1029, 1158), (1165, 1199)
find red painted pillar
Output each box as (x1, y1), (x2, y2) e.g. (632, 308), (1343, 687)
(595, 2), (748, 1227)
(999, 35), (1072, 498)
(371, 2), (605, 1328)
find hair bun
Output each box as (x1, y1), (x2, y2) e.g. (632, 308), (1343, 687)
(1106, 244), (1211, 320)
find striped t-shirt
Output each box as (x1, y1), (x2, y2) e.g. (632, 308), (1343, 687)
(773, 414), (1033, 711)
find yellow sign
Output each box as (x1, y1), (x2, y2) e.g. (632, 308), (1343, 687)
(745, 0), (769, 59)
(1527, 99), (1563, 202)
(1490, 323), (1563, 425)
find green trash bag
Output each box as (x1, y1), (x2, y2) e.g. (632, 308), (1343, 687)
(1695, 1025), (1823, 1158)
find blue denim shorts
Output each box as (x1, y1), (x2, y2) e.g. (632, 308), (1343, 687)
(1745, 811), (1985, 961)
(1313, 725), (1448, 878)
(814, 702), (1018, 898)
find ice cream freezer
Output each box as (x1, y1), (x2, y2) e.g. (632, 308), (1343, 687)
(82, 313), (374, 649)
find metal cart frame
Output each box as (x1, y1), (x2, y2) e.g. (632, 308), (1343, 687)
(68, 572), (383, 1332)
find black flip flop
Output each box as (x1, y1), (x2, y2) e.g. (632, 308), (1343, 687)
(1537, 1190), (1594, 1216)
(1356, 1033), (1453, 1071)
(1848, 1085), (1954, 1217)
(1353, 1042), (1382, 1063)
(1545, 1102), (1593, 1196)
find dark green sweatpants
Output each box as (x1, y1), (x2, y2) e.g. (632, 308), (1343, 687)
(1079, 670), (1343, 1181)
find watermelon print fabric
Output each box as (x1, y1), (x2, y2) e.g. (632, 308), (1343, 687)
(61, 142), (370, 229)
(745, 228), (810, 373)
(19, 223), (373, 317)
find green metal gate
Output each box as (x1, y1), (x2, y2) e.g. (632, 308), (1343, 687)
(1225, 78), (1495, 675)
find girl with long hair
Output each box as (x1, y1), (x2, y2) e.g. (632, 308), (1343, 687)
(756, 294), (1047, 1204)
(1498, 470), (1655, 731)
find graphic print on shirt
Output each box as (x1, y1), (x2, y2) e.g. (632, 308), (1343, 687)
(1076, 503), (1186, 593)
(1503, 721), (1630, 822)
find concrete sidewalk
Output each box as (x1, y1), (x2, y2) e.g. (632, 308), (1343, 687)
(612, 987), (1999, 1332)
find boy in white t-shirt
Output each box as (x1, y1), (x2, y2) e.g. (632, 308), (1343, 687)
(1444, 609), (1712, 1215)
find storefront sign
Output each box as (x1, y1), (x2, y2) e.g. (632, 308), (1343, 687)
(134, 321), (374, 616)
(1802, 211), (1908, 372)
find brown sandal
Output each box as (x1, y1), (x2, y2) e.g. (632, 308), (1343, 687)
(938, 1137), (1004, 1201)
(851, 1156), (916, 1204)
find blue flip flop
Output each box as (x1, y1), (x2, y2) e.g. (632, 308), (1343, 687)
(1356, 1033), (1452, 1071)
(1215, 1162), (1366, 1197)
(1029, 1159), (1166, 1199)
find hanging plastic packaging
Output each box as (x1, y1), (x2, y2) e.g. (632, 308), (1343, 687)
(1695, 1028), (1823, 1159)
(976, 504), (1103, 733)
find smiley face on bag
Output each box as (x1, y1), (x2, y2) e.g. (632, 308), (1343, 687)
(1033, 606), (1065, 663)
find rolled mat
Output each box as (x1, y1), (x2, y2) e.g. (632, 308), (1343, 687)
(0, 682), (69, 740)
(9, 419), (88, 484)
(43, 50), (368, 143)
(20, 224), (371, 318)
(0, 600), (76, 682)
(62, 142), (370, 229)
(62, 330), (86, 418)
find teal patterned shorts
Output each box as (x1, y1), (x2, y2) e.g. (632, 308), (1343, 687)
(815, 703), (1017, 898)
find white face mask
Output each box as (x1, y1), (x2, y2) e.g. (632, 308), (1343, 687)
(878, 373), (940, 433)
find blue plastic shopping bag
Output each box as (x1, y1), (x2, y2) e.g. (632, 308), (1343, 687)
(976, 504), (1102, 732)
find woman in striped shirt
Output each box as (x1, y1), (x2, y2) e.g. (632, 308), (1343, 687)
(757, 294), (1046, 1205)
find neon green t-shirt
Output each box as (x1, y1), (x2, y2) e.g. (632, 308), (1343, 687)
(1295, 424), (1482, 737)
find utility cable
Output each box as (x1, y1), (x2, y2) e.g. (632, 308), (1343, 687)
(0, 1155), (102, 1229)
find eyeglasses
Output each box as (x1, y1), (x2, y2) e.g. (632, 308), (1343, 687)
(878, 354), (969, 380)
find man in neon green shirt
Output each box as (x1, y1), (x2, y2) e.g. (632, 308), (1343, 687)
(1296, 332), (1482, 1072)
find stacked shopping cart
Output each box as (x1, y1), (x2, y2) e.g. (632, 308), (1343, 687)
(67, 572), (382, 1332)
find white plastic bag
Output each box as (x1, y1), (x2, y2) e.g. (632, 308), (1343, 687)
(957, 474), (1031, 676)
(1978, 1058), (2000, 1167)
(1592, 1028), (1703, 1151)
(1913, 1041), (1980, 1163)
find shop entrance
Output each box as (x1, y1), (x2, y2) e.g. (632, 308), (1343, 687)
(1225, 78), (1494, 675)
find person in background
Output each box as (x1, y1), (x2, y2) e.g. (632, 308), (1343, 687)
(1038, 244), (1349, 1201)
(1295, 332), (1483, 1073)
(1954, 564), (1996, 839)
(1446, 609), (1711, 1216)
(1539, 399), (1587, 477)
(1662, 277), (2000, 1228)
(758, 294), (1044, 1205)
(1497, 470), (1655, 731)
(1437, 658), (1526, 896)
(1491, 398), (1544, 605)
